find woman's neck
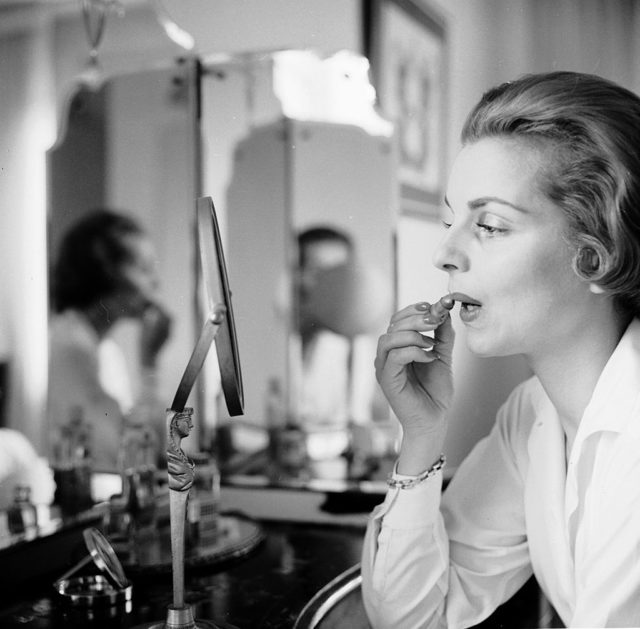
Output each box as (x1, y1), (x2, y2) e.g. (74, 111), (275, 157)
(528, 310), (630, 450)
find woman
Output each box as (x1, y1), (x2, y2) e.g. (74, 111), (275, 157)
(362, 71), (640, 628)
(48, 210), (171, 471)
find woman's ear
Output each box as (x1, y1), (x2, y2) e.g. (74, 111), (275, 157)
(589, 283), (605, 294)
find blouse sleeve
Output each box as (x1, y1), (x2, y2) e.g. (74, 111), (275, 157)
(361, 402), (533, 629)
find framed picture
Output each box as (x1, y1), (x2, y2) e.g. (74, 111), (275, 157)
(364, 0), (447, 218)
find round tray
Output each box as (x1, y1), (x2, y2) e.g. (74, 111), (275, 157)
(118, 513), (265, 576)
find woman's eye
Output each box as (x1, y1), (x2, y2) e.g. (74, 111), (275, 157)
(441, 220), (452, 229)
(476, 222), (506, 235)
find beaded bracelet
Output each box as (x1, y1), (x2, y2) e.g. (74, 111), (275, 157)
(386, 454), (446, 490)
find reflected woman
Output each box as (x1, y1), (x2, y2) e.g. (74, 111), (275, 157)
(48, 209), (171, 471)
(362, 72), (640, 627)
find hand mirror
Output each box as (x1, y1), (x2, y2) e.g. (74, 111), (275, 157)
(170, 196), (244, 416)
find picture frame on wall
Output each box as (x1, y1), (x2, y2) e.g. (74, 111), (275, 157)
(364, 0), (447, 219)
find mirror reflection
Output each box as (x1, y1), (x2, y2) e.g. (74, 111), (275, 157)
(220, 91), (397, 481)
(48, 209), (171, 472)
(45, 58), (200, 483)
(43, 47), (397, 485)
(296, 225), (376, 428)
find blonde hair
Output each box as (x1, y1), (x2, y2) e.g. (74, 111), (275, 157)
(462, 71), (640, 316)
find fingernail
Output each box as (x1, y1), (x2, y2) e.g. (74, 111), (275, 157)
(416, 302), (429, 311)
(423, 314), (440, 325)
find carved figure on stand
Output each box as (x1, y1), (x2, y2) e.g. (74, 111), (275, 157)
(167, 409), (195, 492)
(159, 407), (226, 629)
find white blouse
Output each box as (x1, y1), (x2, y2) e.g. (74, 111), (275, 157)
(362, 318), (640, 628)
(48, 310), (131, 471)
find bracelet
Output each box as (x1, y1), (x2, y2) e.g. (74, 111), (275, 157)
(386, 454), (446, 490)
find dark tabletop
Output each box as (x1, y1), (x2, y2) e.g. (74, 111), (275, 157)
(0, 516), (365, 629)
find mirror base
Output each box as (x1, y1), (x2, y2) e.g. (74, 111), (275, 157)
(133, 604), (237, 629)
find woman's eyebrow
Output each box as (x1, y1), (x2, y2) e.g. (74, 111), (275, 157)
(444, 195), (530, 213)
(468, 196), (530, 213)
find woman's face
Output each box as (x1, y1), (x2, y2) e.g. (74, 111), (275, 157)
(435, 136), (597, 359)
(116, 234), (160, 317)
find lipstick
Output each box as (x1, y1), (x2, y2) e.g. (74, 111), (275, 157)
(426, 294), (455, 324)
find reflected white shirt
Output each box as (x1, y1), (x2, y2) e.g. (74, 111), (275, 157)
(362, 318), (640, 629)
(48, 310), (131, 471)
(297, 330), (378, 427)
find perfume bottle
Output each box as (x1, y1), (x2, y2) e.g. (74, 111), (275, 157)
(7, 485), (37, 534)
(52, 407), (93, 514)
(118, 422), (158, 530)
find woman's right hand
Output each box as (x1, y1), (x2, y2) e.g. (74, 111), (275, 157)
(375, 300), (455, 470)
(139, 302), (172, 368)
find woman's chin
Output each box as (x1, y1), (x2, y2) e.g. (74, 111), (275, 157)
(463, 330), (512, 359)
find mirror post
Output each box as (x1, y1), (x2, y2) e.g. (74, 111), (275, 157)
(134, 312), (235, 629)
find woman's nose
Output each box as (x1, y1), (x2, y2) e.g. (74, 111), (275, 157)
(432, 228), (469, 273)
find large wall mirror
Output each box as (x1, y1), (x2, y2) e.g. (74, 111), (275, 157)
(47, 58), (202, 464)
(47, 50), (397, 482)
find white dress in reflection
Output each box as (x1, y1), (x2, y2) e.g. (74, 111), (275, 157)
(48, 310), (132, 471)
(294, 330), (379, 429)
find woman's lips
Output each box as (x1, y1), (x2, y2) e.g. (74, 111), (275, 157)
(449, 292), (482, 323)
(449, 291), (482, 306)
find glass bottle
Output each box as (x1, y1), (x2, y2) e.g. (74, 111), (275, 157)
(118, 421), (157, 530)
(7, 485), (37, 534)
(52, 407), (93, 513)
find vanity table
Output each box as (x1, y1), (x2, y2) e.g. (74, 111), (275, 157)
(0, 486), (372, 629)
(0, 480), (548, 629)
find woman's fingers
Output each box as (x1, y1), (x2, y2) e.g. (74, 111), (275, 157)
(388, 296), (453, 326)
(376, 347), (439, 382)
(387, 298), (455, 335)
(379, 297), (455, 370)
(383, 345), (439, 366)
(387, 301), (430, 327)
(376, 329), (438, 374)
(433, 314), (455, 365)
(379, 328), (437, 350)
(425, 294), (455, 324)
